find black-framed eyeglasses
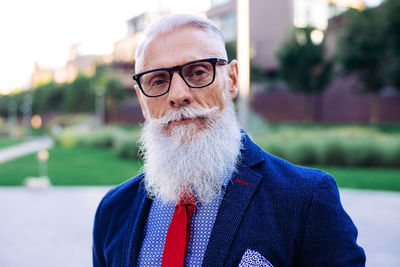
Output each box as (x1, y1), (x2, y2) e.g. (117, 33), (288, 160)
(132, 58), (228, 97)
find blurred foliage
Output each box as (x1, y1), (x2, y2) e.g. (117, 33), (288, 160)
(112, 131), (140, 159)
(277, 27), (333, 95)
(225, 41), (237, 63)
(276, 26), (333, 121)
(0, 64), (128, 119)
(337, 1), (400, 122)
(62, 74), (95, 113)
(77, 128), (115, 148)
(93, 64), (127, 110)
(225, 41), (270, 83)
(49, 123), (400, 167)
(53, 125), (141, 160)
(0, 91), (31, 117)
(381, 0), (400, 89)
(32, 81), (66, 114)
(337, 8), (386, 93)
(46, 113), (94, 127)
(251, 125), (400, 168)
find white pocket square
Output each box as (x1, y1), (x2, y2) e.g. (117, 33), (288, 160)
(238, 249), (274, 267)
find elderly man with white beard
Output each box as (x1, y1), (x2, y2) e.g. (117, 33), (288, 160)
(92, 14), (365, 267)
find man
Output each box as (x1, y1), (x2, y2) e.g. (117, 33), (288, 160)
(93, 14), (365, 266)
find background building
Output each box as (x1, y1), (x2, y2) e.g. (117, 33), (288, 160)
(208, 0), (293, 70)
(30, 43), (110, 87)
(207, 0), (365, 72)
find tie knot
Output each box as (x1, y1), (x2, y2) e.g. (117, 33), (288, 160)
(177, 191), (196, 206)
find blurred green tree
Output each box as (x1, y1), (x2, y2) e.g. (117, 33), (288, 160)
(381, 0), (400, 90)
(63, 73), (95, 113)
(0, 95), (8, 117)
(277, 27), (333, 121)
(337, 8), (387, 123)
(32, 81), (65, 114)
(94, 64), (127, 106)
(93, 64), (128, 121)
(0, 64), (129, 124)
(0, 92), (30, 117)
(225, 41), (269, 83)
(225, 41), (237, 63)
(105, 78), (125, 107)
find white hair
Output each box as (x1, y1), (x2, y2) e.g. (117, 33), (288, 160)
(135, 13), (228, 72)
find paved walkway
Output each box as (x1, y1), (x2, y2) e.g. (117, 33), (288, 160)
(0, 187), (399, 267)
(0, 187), (109, 267)
(340, 189), (400, 266)
(0, 137), (54, 164)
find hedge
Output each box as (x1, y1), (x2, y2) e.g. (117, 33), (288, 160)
(54, 125), (400, 167)
(251, 127), (400, 167)
(54, 126), (141, 160)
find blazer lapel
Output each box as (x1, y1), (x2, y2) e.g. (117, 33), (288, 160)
(202, 165), (262, 267)
(202, 133), (265, 267)
(123, 180), (153, 267)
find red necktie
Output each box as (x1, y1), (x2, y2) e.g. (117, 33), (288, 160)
(161, 194), (196, 267)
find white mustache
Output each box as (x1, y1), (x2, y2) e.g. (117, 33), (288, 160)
(151, 106), (220, 127)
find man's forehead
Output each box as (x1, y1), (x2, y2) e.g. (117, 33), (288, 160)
(146, 26), (222, 47)
(138, 27), (225, 71)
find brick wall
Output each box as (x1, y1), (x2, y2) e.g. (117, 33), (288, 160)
(252, 75), (400, 123)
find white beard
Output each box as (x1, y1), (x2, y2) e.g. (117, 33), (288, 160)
(139, 99), (242, 204)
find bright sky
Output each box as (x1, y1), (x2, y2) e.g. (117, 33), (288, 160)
(0, 0), (382, 94)
(0, 0), (209, 94)
(363, 0), (383, 6)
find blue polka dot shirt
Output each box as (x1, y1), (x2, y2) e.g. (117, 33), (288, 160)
(137, 172), (232, 266)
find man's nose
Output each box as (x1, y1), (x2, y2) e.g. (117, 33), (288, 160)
(167, 72), (193, 108)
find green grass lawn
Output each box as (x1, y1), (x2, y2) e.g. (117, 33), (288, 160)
(315, 166), (400, 192)
(0, 146), (142, 186)
(0, 137), (23, 149)
(264, 122), (400, 133)
(1, 145), (399, 191)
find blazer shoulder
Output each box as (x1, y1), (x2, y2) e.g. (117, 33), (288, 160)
(264, 152), (332, 187)
(241, 133), (332, 191)
(97, 173), (146, 216)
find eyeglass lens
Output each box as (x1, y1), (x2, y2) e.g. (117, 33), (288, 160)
(140, 61), (214, 96)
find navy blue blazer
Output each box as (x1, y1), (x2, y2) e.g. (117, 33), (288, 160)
(93, 133), (365, 266)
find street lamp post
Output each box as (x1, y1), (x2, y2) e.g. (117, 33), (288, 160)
(95, 87), (105, 127)
(21, 93), (32, 136)
(23, 149), (51, 189)
(7, 101), (18, 137)
(237, 0), (250, 130)
(37, 149), (49, 178)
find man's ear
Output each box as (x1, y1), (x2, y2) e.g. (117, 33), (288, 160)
(227, 59), (239, 100)
(134, 84), (148, 119)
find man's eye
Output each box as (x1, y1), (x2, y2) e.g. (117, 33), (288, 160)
(153, 79), (166, 86)
(193, 70), (206, 76)
(189, 67), (209, 77)
(147, 73), (169, 87)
